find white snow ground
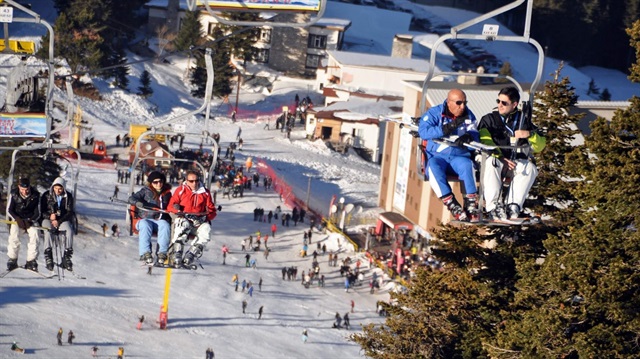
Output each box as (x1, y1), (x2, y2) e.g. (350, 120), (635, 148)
(1, 1), (639, 358)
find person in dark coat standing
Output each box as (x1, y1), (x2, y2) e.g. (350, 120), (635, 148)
(258, 305), (264, 319)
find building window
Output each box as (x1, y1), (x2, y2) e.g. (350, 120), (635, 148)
(255, 48), (270, 63)
(260, 29), (272, 43)
(305, 54), (321, 68)
(308, 34), (327, 49)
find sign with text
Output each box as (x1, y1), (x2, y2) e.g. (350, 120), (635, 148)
(0, 113), (47, 138)
(0, 6), (13, 23)
(196, 0), (320, 12)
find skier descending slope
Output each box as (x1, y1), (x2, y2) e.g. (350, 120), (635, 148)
(167, 171), (217, 268)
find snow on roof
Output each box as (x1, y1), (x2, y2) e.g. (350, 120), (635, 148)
(314, 96), (402, 121)
(314, 17), (352, 29)
(327, 50), (433, 74)
(575, 101), (631, 109)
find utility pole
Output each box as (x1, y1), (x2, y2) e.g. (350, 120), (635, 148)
(306, 176), (311, 209)
(234, 70), (241, 114)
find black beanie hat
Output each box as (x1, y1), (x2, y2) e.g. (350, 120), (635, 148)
(19, 177), (30, 187)
(147, 171), (166, 184)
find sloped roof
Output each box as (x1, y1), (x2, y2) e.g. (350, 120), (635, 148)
(327, 50), (433, 74)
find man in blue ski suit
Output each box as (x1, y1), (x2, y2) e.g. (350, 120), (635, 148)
(418, 88), (480, 222)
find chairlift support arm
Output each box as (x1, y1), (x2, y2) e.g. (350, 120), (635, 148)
(420, 0), (544, 112)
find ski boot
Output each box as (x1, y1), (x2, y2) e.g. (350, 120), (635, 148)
(182, 244), (203, 269)
(141, 252), (153, 265)
(44, 248), (55, 271)
(488, 202), (508, 221)
(24, 259), (38, 272)
(442, 194), (468, 222)
(173, 240), (184, 269)
(7, 258), (18, 271)
(156, 253), (168, 267)
(507, 203), (521, 219)
(463, 194), (480, 223)
(61, 248), (73, 271)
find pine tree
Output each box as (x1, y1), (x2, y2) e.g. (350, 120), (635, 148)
(599, 88), (612, 101)
(0, 147), (62, 189)
(138, 70), (153, 98)
(495, 61), (513, 84)
(215, 12), (260, 62)
(486, 20), (640, 358)
(586, 78), (600, 95)
(526, 62), (585, 222)
(108, 47), (130, 90)
(39, 0), (110, 73)
(173, 10), (204, 52)
(191, 27), (233, 99)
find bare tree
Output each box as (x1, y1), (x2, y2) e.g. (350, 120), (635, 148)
(155, 25), (176, 60)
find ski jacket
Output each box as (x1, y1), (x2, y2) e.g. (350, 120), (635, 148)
(478, 110), (546, 160)
(9, 186), (40, 222)
(41, 186), (75, 224)
(168, 182), (217, 222)
(129, 183), (172, 222)
(418, 100), (479, 157)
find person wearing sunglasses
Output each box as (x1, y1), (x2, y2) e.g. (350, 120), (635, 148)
(41, 177), (76, 271)
(477, 86), (546, 220)
(168, 170), (217, 268)
(418, 88), (481, 222)
(129, 171), (172, 266)
(6, 177), (41, 271)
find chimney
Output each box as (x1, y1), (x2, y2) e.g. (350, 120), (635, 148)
(391, 34), (413, 58)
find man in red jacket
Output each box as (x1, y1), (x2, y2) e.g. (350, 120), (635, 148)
(168, 170), (217, 268)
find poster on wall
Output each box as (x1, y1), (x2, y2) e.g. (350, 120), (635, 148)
(392, 113), (413, 212)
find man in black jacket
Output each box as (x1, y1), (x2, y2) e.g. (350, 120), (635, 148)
(41, 177), (75, 271)
(7, 177), (40, 271)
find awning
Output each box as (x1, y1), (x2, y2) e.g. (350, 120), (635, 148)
(378, 211), (413, 230)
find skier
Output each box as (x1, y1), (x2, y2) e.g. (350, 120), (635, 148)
(334, 312), (342, 328)
(6, 177), (40, 272)
(91, 346), (98, 357)
(206, 347), (215, 359)
(418, 88), (480, 222)
(343, 313), (350, 329)
(167, 170), (217, 268)
(259, 277), (263, 291)
(258, 305), (264, 319)
(117, 346), (124, 359)
(245, 253), (251, 267)
(111, 223), (119, 237)
(68, 330), (75, 344)
(129, 171), (172, 266)
(478, 86), (546, 220)
(40, 177), (76, 271)
(241, 279), (247, 292)
(248, 285), (254, 297)
(102, 223), (108, 237)
(242, 300), (247, 314)
(221, 244), (229, 265)
(302, 329), (308, 343)
(57, 327), (63, 345)
(113, 185), (119, 198)
(271, 223), (277, 238)
(351, 299), (355, 313)
(137, 315), (145, 330)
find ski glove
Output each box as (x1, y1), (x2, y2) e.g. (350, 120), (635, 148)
(442, 116), (467, 136)
(173, 204), (184, 212)
(454, 133), (473, 147)
(135, 201), (145, 209)
(15, 218), (27, 230)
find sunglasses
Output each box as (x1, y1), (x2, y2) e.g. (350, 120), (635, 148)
(186, 179), (197, 183)
(152, 180), (163, 184)
(496, 99), (512, 106)
(450, 100), (467, 106)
